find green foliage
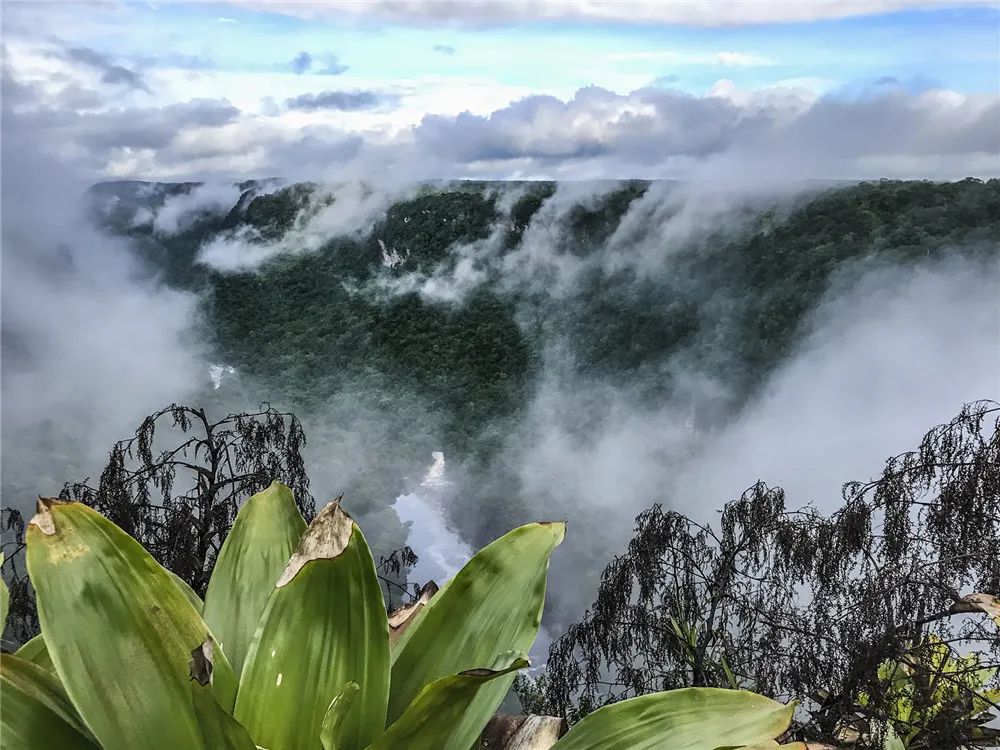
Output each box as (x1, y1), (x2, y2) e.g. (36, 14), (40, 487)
(2, 483), (800, 750)
(372, 190), (498, 269)
(504, 183), (557, 247)
(198, 177), (1000, 445)
(91, 176), (1000, 586)
(243, 182), (321, 239)
(856, 635), (1000, 749)
(564, 181), (647, 254)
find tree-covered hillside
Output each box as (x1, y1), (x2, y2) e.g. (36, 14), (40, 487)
(89, 177), (1000, 549)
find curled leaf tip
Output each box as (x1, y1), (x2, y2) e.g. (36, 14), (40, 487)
(29, 497), (63, 535)
(189, 640), (214, 686)
(388, 580), (439, 646)
(459, 655), (530, 678)
(537, 520), (567, 538)
(276, 497), (354, 587)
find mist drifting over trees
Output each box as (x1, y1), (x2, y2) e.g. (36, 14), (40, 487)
(3, 4), (999, 746)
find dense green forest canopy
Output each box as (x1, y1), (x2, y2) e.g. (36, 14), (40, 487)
(89, 177), (1000, 553)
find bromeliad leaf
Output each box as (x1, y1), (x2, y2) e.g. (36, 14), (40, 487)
(26, 499), (237, 750)
(1, 551), (8, 630)
(0, 652), (98, 749)
(320, 682), (361, 750)
(168, 567), (206, 615)
(14, 634), (55, 673)
(547, 688), (794, 750)
(389, 521), (565, 750)
(367, 652), (530, 750)
(189, 642), (258, 750)
(203, 481), (306, 675)
(235, 499), (389, 750)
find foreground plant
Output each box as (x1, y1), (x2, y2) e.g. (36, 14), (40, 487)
(2, 482), (800, 749)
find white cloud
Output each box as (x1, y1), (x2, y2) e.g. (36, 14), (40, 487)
(226, 0), (992, 26)
(6, 24), (998, 183)
(411, 83), (1000, 180)
(672, 258), (1000, 513)
(151, 183), (244, 234)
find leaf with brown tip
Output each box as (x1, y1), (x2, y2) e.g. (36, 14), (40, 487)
(388, 581), (438, 648)
(26, 499), (237, 750)
(235, 499), (389, 750)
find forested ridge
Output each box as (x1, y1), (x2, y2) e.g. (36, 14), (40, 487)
(89, 177), (1000, 547)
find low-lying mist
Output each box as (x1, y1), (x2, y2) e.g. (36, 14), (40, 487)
(3, 162), (998, 633)
(0, 138), (207, 506)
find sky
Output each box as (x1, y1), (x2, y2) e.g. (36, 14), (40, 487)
(2, 0), (999, 181)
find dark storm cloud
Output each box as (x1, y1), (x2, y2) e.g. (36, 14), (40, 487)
(60, 46), (149, 91)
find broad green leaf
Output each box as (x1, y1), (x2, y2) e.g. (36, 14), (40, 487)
(26, 499), (237, 750)
(1, 551), (8, 630)
(389, 521), (565, 749)
(0, 652), (98, 749)
(168, 567), (205, 614)
(549, 688), (794, 750)
(367, 652), (529, 750)
(236, 499), (390, 750)
(189, 642), (258, 750)
(15, 633), (55, 673)
(321, 682), (360, 750)
(203, 481), (306, 676)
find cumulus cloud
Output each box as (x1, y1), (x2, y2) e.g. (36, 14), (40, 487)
(5, 77), (243, 175)
(412, 84), (1000, 179)
(5, 15), (997, 183)
(433, 44), (457, 55)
